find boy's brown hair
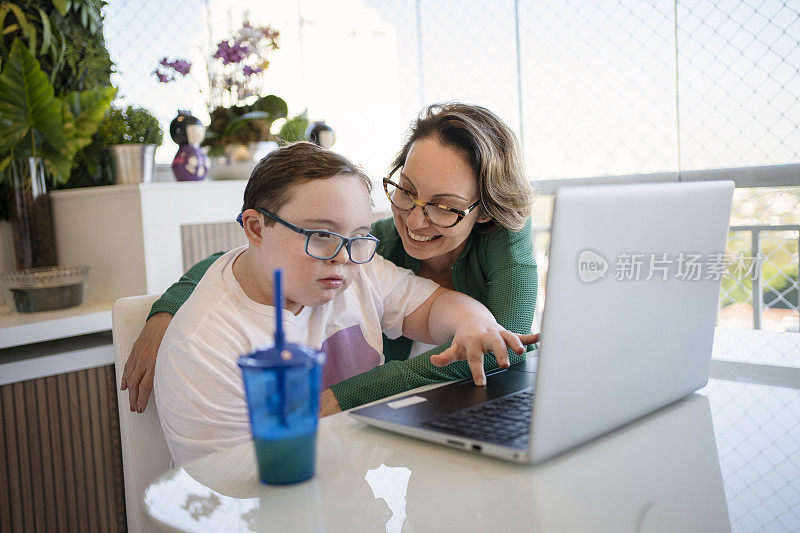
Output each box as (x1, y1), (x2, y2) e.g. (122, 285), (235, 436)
(242, 142), (372, 224)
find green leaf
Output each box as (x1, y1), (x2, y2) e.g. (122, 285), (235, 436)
(87, 4), (101, 34)
(61, 104), (79, 160)
(37, 8), (52, 56)
(49, 25), (66, 85)
(1, 4), (37, 54)
(65, 86), (116, 138)
(252, 95), (288, 121)
(42, 144), (71, 180)
(51, 0), (68, 16)
(62, 86), (116, 158)
(223, 96), (288, 138)
(9, 4), (36, 56)
(278, 111), (310, 143)
(0, 40), (66, 174)
(224, 110), (271, 137)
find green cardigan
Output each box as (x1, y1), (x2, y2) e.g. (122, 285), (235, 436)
(149, 217), (538, 410)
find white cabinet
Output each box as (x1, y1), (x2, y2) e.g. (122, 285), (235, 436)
(50, 181), (248, 302)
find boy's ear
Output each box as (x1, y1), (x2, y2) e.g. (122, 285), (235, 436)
(477, 213), (492, 224)
(240, 209), (265, 245)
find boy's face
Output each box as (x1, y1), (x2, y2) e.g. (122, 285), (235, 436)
(251, 173), (373, 312)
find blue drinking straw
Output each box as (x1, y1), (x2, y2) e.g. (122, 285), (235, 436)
(273, 269), (285, 352)
(273, 269), (290, 427)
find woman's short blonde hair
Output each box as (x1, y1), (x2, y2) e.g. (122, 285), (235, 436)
(391, 103), (534, 232)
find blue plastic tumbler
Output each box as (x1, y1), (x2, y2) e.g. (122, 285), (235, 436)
(238, 269), (326, 484)
(238, 343), (325, 484)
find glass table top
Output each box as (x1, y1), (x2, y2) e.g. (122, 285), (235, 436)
(143, 378), (800, 532)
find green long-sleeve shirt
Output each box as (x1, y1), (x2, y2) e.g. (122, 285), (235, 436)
(150, 217), (538, 410)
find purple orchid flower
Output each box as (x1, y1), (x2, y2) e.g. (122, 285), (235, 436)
(153, 69), (172, 83)
(261, 27), (280, 40)
(213, 40), (249, 64)
(154, 57), (192, 83)
(242, 65), (262, 77)
(169, 59), (192, 76)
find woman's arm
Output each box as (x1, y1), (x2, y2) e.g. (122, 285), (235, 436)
(147, 252), (225, 318)
(330, 220), (538, 410)
(480, 218), (539, 346)
(120, 252), (223, 413)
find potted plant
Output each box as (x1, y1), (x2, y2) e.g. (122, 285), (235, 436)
(0, 1), (115, 194)
(0, 39), (115, 269)
(203, 94), (288, 159)
(155, 19), (288, 178)
(96, 105), (164, 184)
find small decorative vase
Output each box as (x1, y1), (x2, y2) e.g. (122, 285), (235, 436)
(170, 111), (209, 181)
(305, 121), (336, 148)
(109, 143), (157, 184)
(5, 157), (57, 269)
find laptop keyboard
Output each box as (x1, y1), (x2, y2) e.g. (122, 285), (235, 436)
(422, 389), (534, 446)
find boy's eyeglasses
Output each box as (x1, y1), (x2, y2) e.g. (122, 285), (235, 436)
(241, 208), (380, 264)
(383, 173), (481, 228)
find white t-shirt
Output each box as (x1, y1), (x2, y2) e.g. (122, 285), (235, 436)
(154, 246), (439, 464)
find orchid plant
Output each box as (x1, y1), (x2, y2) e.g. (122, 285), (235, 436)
(154, 19), (279, 110)
(154, 19), (286, 156)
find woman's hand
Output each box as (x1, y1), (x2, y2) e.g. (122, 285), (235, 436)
(120, 312), (173, 413)
(430, 329), (540, 386)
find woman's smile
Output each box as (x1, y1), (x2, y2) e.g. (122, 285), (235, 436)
(406, 226), (442, 243)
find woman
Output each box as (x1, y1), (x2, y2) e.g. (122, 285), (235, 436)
(121, 102), (538, 414)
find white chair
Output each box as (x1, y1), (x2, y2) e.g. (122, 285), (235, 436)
(112, 295), (172, 533)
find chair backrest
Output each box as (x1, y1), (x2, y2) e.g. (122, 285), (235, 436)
(112, 295), (171, 533)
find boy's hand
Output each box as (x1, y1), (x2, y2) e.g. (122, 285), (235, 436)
(121, 312), (173, 413)
(320, 389), (342, 417)
(430, 329), (540, 386)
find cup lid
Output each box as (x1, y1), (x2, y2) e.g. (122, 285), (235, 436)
(237, 342), (325, 370)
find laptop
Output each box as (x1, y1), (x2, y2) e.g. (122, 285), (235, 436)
(350, 180), (734, 463)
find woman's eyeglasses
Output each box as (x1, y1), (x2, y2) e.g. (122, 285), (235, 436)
(383, 174), (480, 228)
(244, 208), (379, 264)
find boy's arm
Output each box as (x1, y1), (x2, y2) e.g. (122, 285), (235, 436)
(330, 287), (538, 411)
(121, 252), (223, 413)
(330, 221), (539, 411)
(401, 287), (533, 383)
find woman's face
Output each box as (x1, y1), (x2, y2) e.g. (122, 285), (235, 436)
(391, 136), (487, 265)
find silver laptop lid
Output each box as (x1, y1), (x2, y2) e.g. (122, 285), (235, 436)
(530, 180), (734, 462)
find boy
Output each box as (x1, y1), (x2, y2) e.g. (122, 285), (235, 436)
(154, 143), (534, 464)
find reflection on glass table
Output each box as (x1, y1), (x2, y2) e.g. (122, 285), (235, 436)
(144, 393), (732, 532)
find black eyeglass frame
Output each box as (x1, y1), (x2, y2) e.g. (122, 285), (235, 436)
(382, 175), (481, 228)
(252, 207), (380, 264)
